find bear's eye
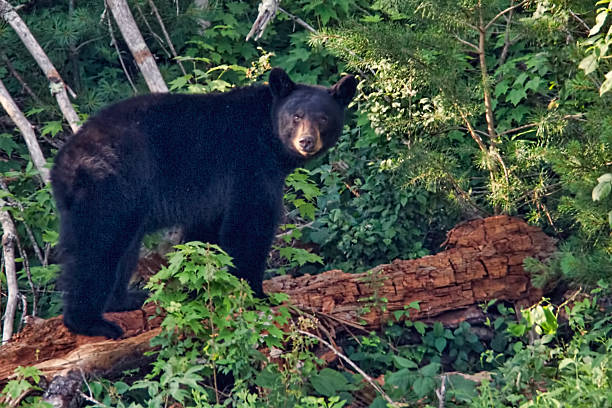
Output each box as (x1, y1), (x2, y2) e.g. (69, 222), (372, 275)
(319, 116), (328, 124)
(293, 114), (302, 122)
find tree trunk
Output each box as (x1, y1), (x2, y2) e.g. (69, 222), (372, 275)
(106, 0), (169, 93)
(0, 200), (19, 344)
(0, 0), (80, 133)
(0, 78), (50, 183)
(0, 216), (555, 381)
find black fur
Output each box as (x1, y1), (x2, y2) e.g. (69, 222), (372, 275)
(51, 69), (357, 339)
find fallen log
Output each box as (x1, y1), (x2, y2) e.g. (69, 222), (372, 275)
(0, 215), (556, 382)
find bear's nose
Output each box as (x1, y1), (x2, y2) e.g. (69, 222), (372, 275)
(298, 136), (316, 152)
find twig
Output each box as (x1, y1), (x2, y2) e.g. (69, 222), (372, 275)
(297, 329), (398, 407)
(498, 1), (515, 66)
(0, 178), (45, 266)
(78, 392), (110, 408)
(14, 235), (37, 317)
(435, 374), (447, 408)
(0, 199), (19, 344)
(498, 114), (585, 137)
(148, 0), (188, 76)
(484, 0), (528, 31)
(0, 51), (43, 105)
(74, 36), (104, 52)
(105, 6), (138, 94)
(134, 1), (171, 58)
(569, 10), (590, 33)
(278, 7), (317, 34)
(275, 221), (314, 239)
(18, 293), (27, 332)
(454, 35), (479, 52)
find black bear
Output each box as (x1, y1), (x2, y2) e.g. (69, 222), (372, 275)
(51, 68), (357, 339)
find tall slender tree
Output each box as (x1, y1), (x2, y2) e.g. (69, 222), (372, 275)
(106, 0), (168, 93)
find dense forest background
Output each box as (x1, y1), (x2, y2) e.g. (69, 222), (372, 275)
(0, 0), (611, 407)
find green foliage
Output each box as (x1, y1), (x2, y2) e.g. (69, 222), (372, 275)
(578, 0), (612, 95)
(0, 366), (50, 408)
(83, 242), (346, 407)
(471, 287), (612, 407)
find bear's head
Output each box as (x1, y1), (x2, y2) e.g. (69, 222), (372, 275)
(269, 68), (357, 160)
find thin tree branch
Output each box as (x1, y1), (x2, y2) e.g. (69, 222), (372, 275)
(454, 35), (479, 51)
(484, 0), (527, 32)
(436, 374), (447, 408)
(569, 10), (590, 33)
(0, 77), (51, 183)
(0, 51), (42, 105)
(133, 1), (171, 58)
(105, 9), (138, 94)
(297, 330), (398, 407)
(74, 36), (104, 52)
(147, 0), (188, 76)
(0, 199), (19, 343)
(278, 7), (317, 34)
(498, 1), (515, 66)
(498, 114), (585, 137)
(105, 0), (168, 93)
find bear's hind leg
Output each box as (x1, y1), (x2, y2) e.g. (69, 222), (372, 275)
(59, 191), (143, 339)
(105, 231), (148, 313)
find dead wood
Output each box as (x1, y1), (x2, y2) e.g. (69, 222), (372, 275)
(0, 215), (555, 383)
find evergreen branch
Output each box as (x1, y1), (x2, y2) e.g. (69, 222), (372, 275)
(498, 114), (585, 137)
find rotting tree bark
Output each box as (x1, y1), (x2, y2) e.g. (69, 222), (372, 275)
(0, 216), (556, 381)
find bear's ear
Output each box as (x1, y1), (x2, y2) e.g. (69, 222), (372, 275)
(269, 68), (295, 99)
(330, 75), (357, 106)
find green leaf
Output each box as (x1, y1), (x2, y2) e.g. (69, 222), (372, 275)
(393, 355), (418, 369)
(525, 77), (543, 92)
(114, 381), (129, 394)
(590, 10), (609, 36)
(558, 358), (575, 370)
(310, 369), (352, 397)
(254, 368), (279, 388)
(507, 88), (527, 106)
(0, 134), (19, 157)
(168, 74), (192, 91)
(414, 321), (426, 335)
(597, 173), (612, 183)
(413, 376), (436, 398)
(600, 71), (612, 95)
(40, 121), (63, 137)
(592, 179), (611, 201)
(494, 80), (510, 97)
(579, 53), (599, 75)
(434, 336), (447, 352)
(419, 362), (440, 377)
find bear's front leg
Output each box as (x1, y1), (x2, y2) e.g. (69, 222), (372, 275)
(218, 189), (281, 297)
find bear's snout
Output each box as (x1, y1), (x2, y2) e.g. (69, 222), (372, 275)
(298, 135), (316, 152)
(292, 119), (323, 156)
